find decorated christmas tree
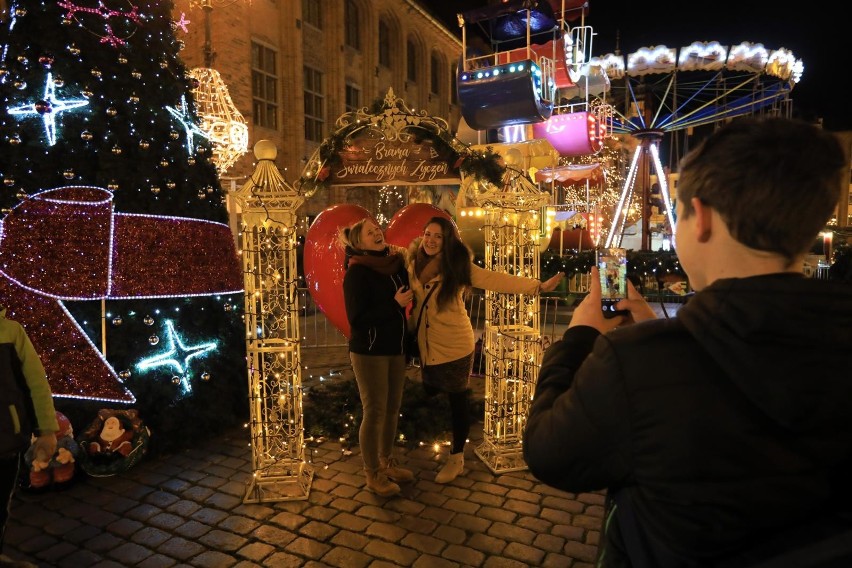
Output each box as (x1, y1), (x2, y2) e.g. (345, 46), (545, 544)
(0, 0), (247, 455)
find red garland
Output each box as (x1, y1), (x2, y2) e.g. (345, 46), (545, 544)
(0, 186), (242, 402)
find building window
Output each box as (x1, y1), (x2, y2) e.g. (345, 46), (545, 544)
(251, 42), (278, 130)
(345, 83), (361, 112)
(304, 66), (324, 142)
(345, 0), (360, 49)
(451, 63), (458, 104)
(302, 0), (322, 29)
(430, 52), (441, 95)
(378, 19), (390, 68)
(407, 39), (418, 83)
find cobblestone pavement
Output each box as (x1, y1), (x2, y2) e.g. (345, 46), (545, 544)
(5, 419), (605, 568)
(3, 339), (606, 568)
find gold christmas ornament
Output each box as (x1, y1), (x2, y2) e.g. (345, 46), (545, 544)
(188, 67), (248, 175)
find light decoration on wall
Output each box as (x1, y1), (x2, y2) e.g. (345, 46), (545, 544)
(136, 319), (217, 393)
(166, 95), (209, 155)
(7, 72), (88, 146)
(188, 67), (248, 174)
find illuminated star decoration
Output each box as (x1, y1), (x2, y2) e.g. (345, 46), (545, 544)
(136, 319), (217, 393)
(57, 0), (142, 48)
(166, 95), (209, 155)
(175, 12), (190, 33)
(7, 72), (89, 146)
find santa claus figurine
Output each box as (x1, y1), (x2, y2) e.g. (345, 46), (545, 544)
(25, 411), (79, 489)
(86, 415), (134, 457)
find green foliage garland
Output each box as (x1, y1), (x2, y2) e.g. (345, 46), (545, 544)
(296, 95), (505, 196)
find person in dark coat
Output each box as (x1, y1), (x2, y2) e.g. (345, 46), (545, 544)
(524, 117), (852, 567)
(340, 219), (413, 497)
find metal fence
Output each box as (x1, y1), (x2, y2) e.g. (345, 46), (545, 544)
(297, 288), (572, 384)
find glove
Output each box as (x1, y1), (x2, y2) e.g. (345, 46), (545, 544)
(32, 433), (58, 464)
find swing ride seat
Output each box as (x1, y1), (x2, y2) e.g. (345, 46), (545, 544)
(457, 0), (565, 131)
(497, 38), (575, 89)
(458, 60), (554, 131)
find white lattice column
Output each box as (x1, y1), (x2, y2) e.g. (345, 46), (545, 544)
(467, 172), (549, 474)
(232, 141), (313, 501)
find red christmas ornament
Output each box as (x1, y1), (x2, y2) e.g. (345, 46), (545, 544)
(38, 54), (54, 68)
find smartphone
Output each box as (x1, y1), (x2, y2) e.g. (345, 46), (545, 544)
(597, 247), (629, 319)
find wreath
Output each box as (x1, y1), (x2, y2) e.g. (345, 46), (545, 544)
(295, 91), (506, 197)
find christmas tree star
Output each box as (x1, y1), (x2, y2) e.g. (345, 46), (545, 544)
(7, 72), (88, 146)
(166, 95), (209, 155)
(137, 319), (217, 375)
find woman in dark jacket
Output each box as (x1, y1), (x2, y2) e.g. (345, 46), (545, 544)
(340, 219), (413, 496)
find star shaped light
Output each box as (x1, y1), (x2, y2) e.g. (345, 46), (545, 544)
(175, 12), (190, 33)
(136, 319), (217, 377)
(7, 72), (89, 146)
(166, 95), (209, 155)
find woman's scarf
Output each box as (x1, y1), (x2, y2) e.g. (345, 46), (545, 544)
(415, 247), (441, 285)
(346, 246), (403, 276)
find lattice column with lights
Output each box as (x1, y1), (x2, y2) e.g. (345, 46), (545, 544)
(232, 141), (313, 502)
(467, 172), (550, 474)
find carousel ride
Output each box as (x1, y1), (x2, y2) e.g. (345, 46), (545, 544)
(454, 0), (804, 253)
(592, 41), (803, 249)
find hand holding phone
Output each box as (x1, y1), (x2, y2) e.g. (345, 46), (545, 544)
(597, 247), (629, 319)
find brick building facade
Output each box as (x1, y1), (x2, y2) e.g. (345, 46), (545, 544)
(173, 0), (463, 219)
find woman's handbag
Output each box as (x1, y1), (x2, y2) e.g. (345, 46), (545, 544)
(405, 285), (437, 381)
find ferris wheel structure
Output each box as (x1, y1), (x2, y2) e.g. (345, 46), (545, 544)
(594, 41), (803, 249)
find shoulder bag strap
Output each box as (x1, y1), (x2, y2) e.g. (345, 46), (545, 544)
(413, 284), (438, 335)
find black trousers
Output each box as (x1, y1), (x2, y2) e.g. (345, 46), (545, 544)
(0, 454), (20, 552)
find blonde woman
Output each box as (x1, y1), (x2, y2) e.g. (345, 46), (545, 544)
(340, 219), (414, 496)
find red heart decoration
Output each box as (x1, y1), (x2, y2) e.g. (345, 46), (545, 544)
(303, 204), (375, 339)
(385, 203), (453, 249)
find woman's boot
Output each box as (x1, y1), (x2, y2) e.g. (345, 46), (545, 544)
(435, 452), (464, 484)
(364, 468), (400, 496)
(380, 455), (414, 483)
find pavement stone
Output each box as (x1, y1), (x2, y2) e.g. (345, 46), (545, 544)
(4, 344), (605, 567)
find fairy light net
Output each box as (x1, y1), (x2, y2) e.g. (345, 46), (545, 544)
(232, 140), (313, 502)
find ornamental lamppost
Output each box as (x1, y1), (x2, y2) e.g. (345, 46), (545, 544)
(232, 140), (313, 502)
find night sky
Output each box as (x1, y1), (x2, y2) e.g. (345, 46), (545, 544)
(421, 0), (849, 132)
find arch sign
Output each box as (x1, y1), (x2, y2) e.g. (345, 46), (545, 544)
(296, 89), (504, 197)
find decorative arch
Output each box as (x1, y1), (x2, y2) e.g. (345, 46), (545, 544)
(296, 89), (504, 199)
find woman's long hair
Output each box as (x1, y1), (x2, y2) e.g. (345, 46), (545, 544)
(425, 216), (472, 310)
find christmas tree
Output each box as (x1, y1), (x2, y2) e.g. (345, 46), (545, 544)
(0, 0), (247, 454)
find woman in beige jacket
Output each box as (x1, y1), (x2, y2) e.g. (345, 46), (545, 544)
(406, 217), (563, 483)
